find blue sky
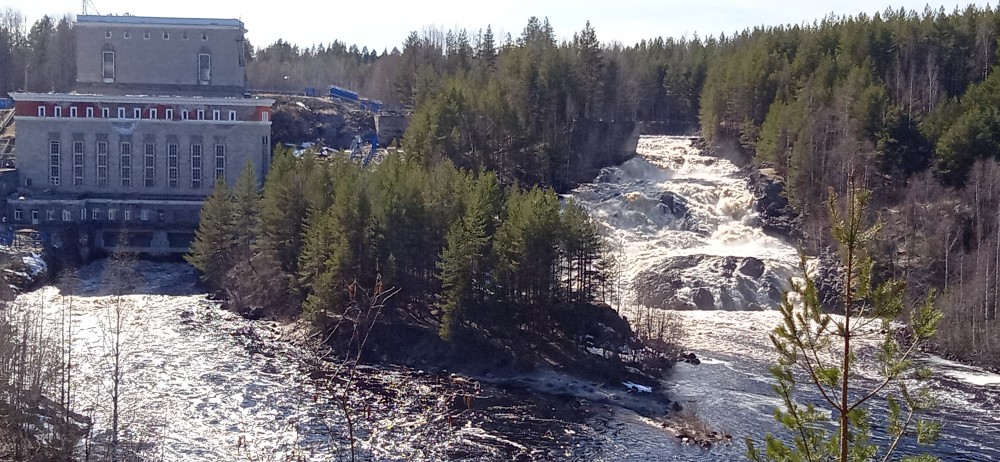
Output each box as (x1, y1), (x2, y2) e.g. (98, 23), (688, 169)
(7, 1), (997, 51)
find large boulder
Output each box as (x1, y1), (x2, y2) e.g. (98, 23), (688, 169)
(659, 192), (690, 218)
(738, 257), (766, 279)
(747, 168), (802, 241)
(692, 288), (715, 310)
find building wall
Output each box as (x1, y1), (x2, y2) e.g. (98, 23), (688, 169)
(14, 116), (271, 197)
(75, 20), (246, 96)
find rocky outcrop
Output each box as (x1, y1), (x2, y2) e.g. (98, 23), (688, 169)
(815, 249), (845, 312)
(560, 119), (640, 191)
(747, 168), (802, 241)
(269, 95), (376, 149)
(634, 254), (780, 311)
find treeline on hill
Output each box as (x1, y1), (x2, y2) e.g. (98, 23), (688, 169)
(250, 17), (706, 124)
(251, 17), (708, 190)
(186, 148), (611, 353)
(695, 5), (1000, 367)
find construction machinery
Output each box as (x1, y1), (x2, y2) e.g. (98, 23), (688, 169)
(349, 133), (378, 166)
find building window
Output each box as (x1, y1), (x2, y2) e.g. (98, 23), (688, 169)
(103, 51), (115, 82)
(143, 31), (150, 39)
(228, 110), (237, 121)
(120, 142), (132, 187)
(165, 109), (173, 120)
(196, 109), (204, 120)
(80, 208), (86, 220)
(105, 30), (112, 38)
(198, 53), (211, 85)
(181, 110), (189, 120)
(149, 108), (157, 119)
(25, 178), (32, 187)
(163, 32), (169, 40)
(49, 141), (60, 186)
(92, 209), (100, 220)
(212, 110), (220, 121)
(62, 210), (71, 222)
(102, 107), (110, 118)
(201, 32), (207, 40)
(117, 107), (125, 118)
(14, 209), (22, 221)
(70, 106), (78, 117)
(54, 106), (61, 117)
(109, 209), (117, 220)
(73, 141), (84, 186)
(124, 31), (131, 39)
(168, 144), (179, 188)
(191, 144), (202, 189)
(133, 108), (141, 119)
(183, 32), (189, 40)
(97, 141), (109, 186)
(46, 210), (54, 221)
(124, 210), (132, 221)
(140, 209), (149, 221)
(144, 143), (155, 187)
(262, 111), (269, 122)
(214, 144), (226, 180)
(86, 107), (94, 118)
(37, 106), (45, 117)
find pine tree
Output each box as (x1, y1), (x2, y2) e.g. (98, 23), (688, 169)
(746, 183), (943, 462)
(185, 179), (235, 292)
(560, 199), (603, 302)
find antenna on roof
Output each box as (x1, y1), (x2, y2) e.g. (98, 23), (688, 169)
(82, 0), (101, 15)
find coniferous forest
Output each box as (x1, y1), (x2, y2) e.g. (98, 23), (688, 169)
(186, 150), (610, 354)
(5, 6), (1000, 366)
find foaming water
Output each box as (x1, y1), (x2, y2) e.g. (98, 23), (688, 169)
(570, 136), (1000, 461)
(573, 136), (801, 311)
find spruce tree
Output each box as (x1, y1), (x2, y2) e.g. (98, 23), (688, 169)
(746, 184), (943, 462)
(437, 172), (503, 340)
(231, 161), (261, 253)
(258, 146), (307, 275)
(186, 178), (235, 292)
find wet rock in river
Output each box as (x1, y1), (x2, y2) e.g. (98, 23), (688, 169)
(693, 288), (715, 310)
(659, 191), (690, 218)
(738, 257), (766, 279)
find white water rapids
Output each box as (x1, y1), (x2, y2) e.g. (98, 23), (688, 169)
(9, 135), (1000, 461)
(569, 135), (1000, 461)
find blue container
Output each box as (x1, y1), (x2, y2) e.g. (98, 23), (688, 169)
(0, 98), (13, 109)
(328, 85), (359, 102)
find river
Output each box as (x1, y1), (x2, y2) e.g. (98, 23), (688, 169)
(14, 135), (1000, 461)
(569, 135), (1000, 461)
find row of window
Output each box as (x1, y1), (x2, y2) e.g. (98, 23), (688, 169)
(105, 30), (208, 41)
(46, 140), (225, 189)
(15, 207), (157, 222)
(35, 104), (261, 122)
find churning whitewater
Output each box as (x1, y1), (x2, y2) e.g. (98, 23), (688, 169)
(12, 135), (1000, 461)
(570, 135), (1000, 461)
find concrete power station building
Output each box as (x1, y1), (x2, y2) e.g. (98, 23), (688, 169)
(8, 14), (273, 255)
